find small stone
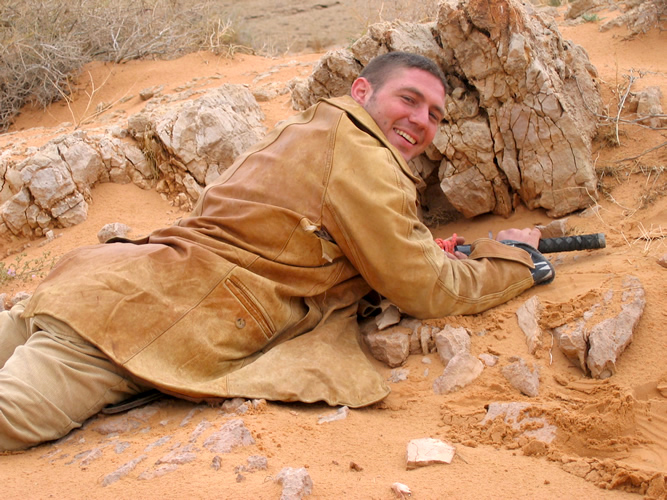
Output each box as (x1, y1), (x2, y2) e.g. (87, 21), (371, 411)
(434, 325), (471, 364)
(658, 254), (667, 268)
(391, 482), (412, 499)
(203, 419), (255, 453)
(317, 406), (350, 424)
(406, 438), (455, 469)
(156, 445), (197, 465)
(516, 295), (543, 354)
(478, 353), (499, 367)
(502, 358), (540, 397)
(275, 467), (313, 500)
(138, 464), (178, 480)
(102, 455), (147, 487)
(388, 368), (409, 383)
(433, 352), (484, 394)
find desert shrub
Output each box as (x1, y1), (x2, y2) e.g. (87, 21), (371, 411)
(0, 0), (240, 132)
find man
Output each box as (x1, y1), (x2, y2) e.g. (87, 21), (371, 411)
(0, 52), (552, 451)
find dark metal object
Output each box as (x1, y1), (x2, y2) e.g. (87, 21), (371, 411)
(455, 233), (606, 255)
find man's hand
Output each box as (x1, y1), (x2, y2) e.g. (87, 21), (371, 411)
(495, 227), (541, 249)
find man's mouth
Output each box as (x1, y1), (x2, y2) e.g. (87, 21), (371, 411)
(394, 128), (416, 145)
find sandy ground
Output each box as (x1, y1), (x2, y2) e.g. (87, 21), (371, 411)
(0, 3), (665, 499)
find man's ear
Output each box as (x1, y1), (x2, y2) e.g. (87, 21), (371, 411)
(350, 77), (373, 106)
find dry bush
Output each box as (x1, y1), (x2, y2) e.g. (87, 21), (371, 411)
(0, 0), (241, 132)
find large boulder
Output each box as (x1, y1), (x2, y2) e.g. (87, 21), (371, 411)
(128, 84), (266, 208)
(290, 0), (602, 219)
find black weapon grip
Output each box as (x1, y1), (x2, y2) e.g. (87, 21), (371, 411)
(453, 233), (606, 255)
(537, 233), (606, 253)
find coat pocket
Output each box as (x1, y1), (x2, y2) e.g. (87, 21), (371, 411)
(225, 274), (275, 340)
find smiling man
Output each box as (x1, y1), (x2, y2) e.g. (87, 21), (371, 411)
(0, 52), (551, 451)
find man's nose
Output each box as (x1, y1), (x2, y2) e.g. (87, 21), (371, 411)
(410, 105), (430, 128)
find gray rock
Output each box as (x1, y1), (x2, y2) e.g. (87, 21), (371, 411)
(97, 222), (132, 243)
(102, 455), (147, 486)
(553, 319), (588, 373)
(317, 406), (350, 424)
(275, 467), (313, 500)
(406, 438), (455, 469)
(434, 325), (471, 364)
(156, 444), (197, 465)
(502, 358), (540, 397)
(138, 464), (178, 480)
(363, 325), (411, 368)
(478, 353), (499, 367)
(516, 295), (543, 354)
(388, 368), (410, 383)
(481, 402), (556, 443)
(587, 276), (645, 378)
(659, 254), (667, 268)
(535, 219), (569, 238)
(203, 418), (255, 453)
(433, 352), (484, 394)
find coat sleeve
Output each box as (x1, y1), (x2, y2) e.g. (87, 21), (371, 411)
(321, 119), (535, 318)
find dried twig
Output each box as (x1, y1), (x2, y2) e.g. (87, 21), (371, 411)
(614, 141), (667, 163)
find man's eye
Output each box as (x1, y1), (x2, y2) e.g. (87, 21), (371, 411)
(402, 95), (415, 104)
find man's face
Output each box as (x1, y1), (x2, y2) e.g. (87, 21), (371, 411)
(351, 67), (445, 162)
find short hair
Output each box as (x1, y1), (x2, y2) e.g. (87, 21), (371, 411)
(358, 52), (448, 94)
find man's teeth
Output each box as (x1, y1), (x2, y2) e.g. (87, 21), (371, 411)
(395, 129), (416, 144)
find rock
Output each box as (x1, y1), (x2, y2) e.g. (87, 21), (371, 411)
(388, 368), (410, 383)
(566, 0), (606, 20)
(434, 325), (471, 364)
(275, 467), (313, 500)
(188, 420), (212, 443)
(317, 406), (350, 424)
(156, 444), (197, 465)
(245, 455), (268, 471)
(406, 438), (455, 469)
(516, 295), (543, 354)
(221, 398), (248, 413)
(536, 219), (569, 239)
(139, 85), (163, 101)
(433, 352), (484, 394)
(97, 222), (132, 243)
(587, 276), (645, 378)
(391, 482), (412, 499)
(478, 353), (499, 367)
(203, 419), (255, 453)
(502, 357), (540, 397)
(553, 319), (588, 373)
(102, 455), (148, 486)
(376, 303), (402, 329)
(144, 435), (172, 452)
(552, 275), (646, 378)
(138, 464), (178, 480)
(363, 325), (411, 367)
(419, 324), (437, 355)
(658, 254), (667, 268)
(600, 0), (664, 34)
(635, 87), (665, 128)
(481, 402), (556, 444)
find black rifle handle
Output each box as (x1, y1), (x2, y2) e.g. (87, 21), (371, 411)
(535, 233), (606, 253)
(454, 233), (606, 255)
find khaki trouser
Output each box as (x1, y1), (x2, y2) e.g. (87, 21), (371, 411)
(0, 302), (148, 451)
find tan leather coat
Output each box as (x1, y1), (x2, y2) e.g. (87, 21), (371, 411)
(24, 96), (535, 407)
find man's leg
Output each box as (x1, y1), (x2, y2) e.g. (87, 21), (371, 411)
(0, 302), (30, 368)
(0, 313), (149, 451)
